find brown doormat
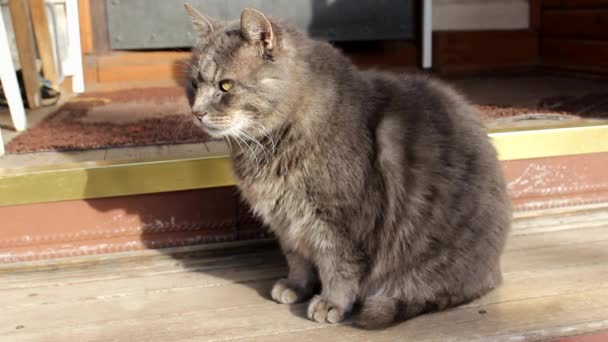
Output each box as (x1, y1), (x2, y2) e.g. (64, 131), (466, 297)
(478, 92), (608, 122)
(5, 87), (606, 154)
(6, 87), (209, 154)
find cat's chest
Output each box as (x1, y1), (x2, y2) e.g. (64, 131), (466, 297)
(233, 153), (305, 220)
(241, 179), (321, 257)
(238, 176), (300, 222)
(232, 150), (328, 251)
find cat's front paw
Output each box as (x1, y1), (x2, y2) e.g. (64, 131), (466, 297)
(271, 278), (311, 304)
(307, 295), (346, 324)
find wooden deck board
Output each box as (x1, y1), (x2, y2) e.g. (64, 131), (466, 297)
(1, 222), (607, 341)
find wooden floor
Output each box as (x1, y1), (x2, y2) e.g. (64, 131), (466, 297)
(1, 212), (608, 341)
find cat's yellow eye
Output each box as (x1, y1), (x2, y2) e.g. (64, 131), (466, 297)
(219, 80), (235, 92)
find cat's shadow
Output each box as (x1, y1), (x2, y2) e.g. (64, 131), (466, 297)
(83, 188), (332, 323)
(156, 245), (316, 322)
(79, 0), (404, 326)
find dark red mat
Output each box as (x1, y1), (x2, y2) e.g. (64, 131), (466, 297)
(5, 87), (605, 154)
(6, 87), (208, 154)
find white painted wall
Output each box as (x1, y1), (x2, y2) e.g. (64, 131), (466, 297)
(433, 0), (530, 31)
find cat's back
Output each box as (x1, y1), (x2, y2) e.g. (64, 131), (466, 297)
(363, 71), (495, 166)
(362, 71), (509, 229)
(364, 72), (484, 140)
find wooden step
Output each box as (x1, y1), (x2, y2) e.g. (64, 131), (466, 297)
(1, 126), (608, 263)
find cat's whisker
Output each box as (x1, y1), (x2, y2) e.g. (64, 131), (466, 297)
(185, 116), (199, 139)
(250, 129), (273, 156)
(247, 120), (276, 154)
(224, 136), (233, 152)
(231, 134), (245, 152)
(175, 58), (192, 67)
(174, 115), (192, 139)
(241, 119), (273, 150)
(239, 127), (268, 157)
(260, 126), (276, 153)
(233, 129), (259, 165)
(240, 131), (264, 160)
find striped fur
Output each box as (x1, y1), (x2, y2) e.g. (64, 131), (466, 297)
(185, 7), (511, 329)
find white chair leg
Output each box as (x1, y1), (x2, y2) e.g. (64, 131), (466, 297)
(0, 8), (28, 134)
(66, 0), (84, 93)
(0, 125), (4, 156)
(422, 0), (433, 69)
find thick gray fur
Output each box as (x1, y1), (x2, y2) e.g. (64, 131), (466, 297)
(185, 5), (511, 329)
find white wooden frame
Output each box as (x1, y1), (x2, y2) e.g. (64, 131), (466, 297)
(0, 7), (27, 155)
(422, 0), (433, 69)
(65, 0), (83, 93)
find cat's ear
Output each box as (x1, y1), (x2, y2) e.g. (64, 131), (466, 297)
(184, 3), (216, 37)
(240, 8), (275, 52)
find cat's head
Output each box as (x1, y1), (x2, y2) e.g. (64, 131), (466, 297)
(184, 4), (294, 139)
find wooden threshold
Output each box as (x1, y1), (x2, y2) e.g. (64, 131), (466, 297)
(1, 124), (608, 207)
(2, 140), (608, 263)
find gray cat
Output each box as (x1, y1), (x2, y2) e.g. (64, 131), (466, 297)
(184, 5), (511, 329)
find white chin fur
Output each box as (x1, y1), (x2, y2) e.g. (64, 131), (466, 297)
(203, 114), (249, 139)
(202, 126), (226, 138)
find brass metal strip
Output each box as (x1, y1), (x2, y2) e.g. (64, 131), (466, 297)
(490, 124), (608, 161)
(2, 124), (608, 207)
(0, 155), (234, 206)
